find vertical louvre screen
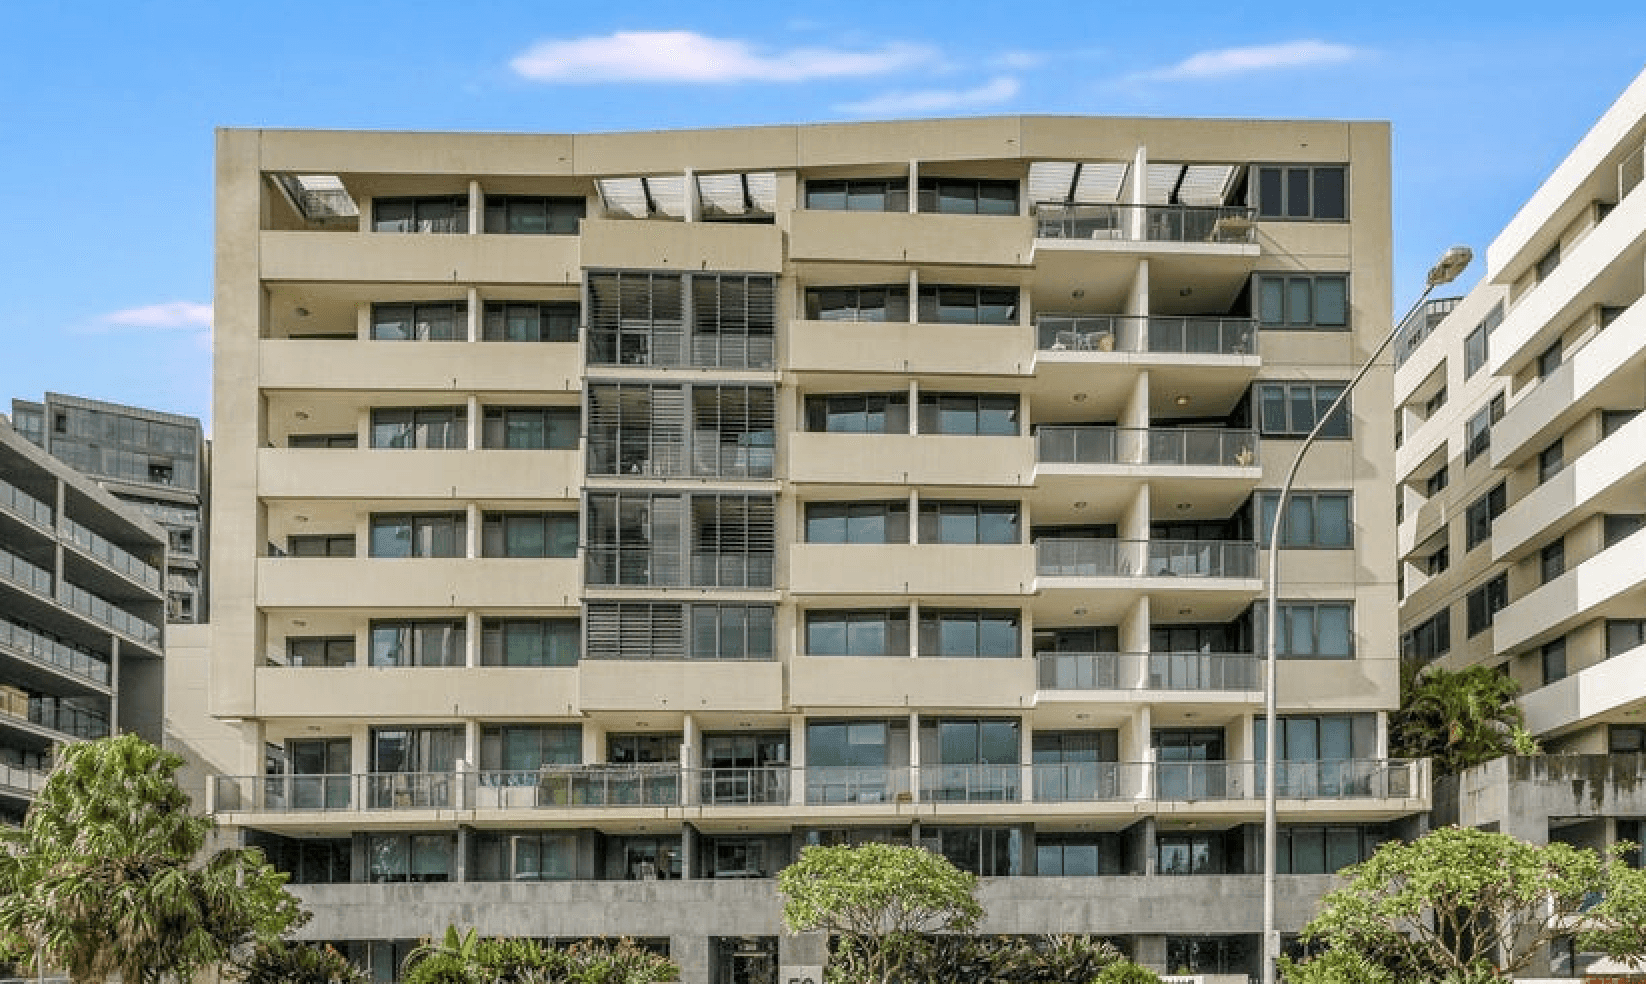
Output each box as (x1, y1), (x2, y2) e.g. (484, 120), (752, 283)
(587, 271), (774, 368)
(584, 603), (687, 660)
(586, 492), (774, 587)
(586, 384), (687, 477)
(692, 385), (776, 477)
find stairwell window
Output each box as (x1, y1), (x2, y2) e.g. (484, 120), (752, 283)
(1254, 165), (1347, 220)
(1254, 274), (1349, 330)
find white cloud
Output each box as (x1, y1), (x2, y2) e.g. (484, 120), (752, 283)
(837, 76), (1020, 116)
(991, 51), (1043, 71)
(99, 301), (213, 331)
(510, 30), (934, 84)
(1142, 40), (1359, 81)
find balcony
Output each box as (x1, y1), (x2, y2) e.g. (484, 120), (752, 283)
(259, 338), (582, 393)
(259, 230), (581, 285)
(787, 543), (1032, 597)
(1035, 651), (1260, 693)
(60, 516), (163, 593)
(1034, 539), (1258, 579)
(1036, 427), (1257, 468)
(1035, 315), (1257, 357)
(787, 209), (1033, 267)
(1034, 204), (1257, 245)
(0, 618), (112, 687)
(0, 477), (53, 530)
(786, 319), (1032, 376)
(578, 658), (784, 713)
(788, 655), (1034, 710)
(257, 448), (582, 502)
(256, 557), (582, 609)
(787, 433), (1032, 487)
(210, 758), (1426, 820)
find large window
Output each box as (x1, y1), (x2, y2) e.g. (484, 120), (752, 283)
(1256, 491), (1352, 548)
(482, 407), (578, 449)
(1464, 393), (1505, 465)
(804, 286), (910, 322)
(1256, 382), (1350, 438)
(370, 407), (466, 449)
(1540, 538), (1566, 584)
(372, 301), (466, 341)
(915, 286), (1020, 325)
(1538, 339), (1563, 380)
(806, 610), (910, 658)
(805, 178), (908, 212)
(1255, 602), (1354, 659)
(367, 833), (453, 882)
(474, 831), (579, 882)
(1465, 483), (1507, 550)
(1463, 303), (1503, 378)
(1254, 274), (1348, 330)
(586, 271), (774, 370)
(917, 393), (1019, 435)
(1605, 514), (1646, 549)
(805, 502), (909, 544)
(1607, 619), (1646, 658)
(1541, 637), (1568, 685)
(804, 394), (909, 433)
(1465, 573), (1509, 637)
(917, 178), (1019, 215)
(482, 195), (585, 234)
(287, 534), (355, 557)
(918, 501), (1019, 544)
(369, 513), (464, 558)
(369, 620), (465, 667)
(287, 636), (355, 667)
(1538, 440), (1564, 484)
(481, 618), (578, 666)
(481, 512), (577, 558)
(1401, 607), (1451, 664)
(1254, 165), (1347, 220)
(372, 196), (467, 233)
(480, 724), (581, 771)
(918, 609), (1020, 658)
(1276, 825), (1383, 874)
(482, 301), (579, 342)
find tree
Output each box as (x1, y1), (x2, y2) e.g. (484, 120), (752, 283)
(0, 734), (308, 984)
(1390, 664), (1531, 777)
(1300, 826), (1646, 979)
(778, 843), (983, 984)
(400, 933), (677, 984)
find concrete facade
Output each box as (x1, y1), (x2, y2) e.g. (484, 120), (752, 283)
(211, 116), (1418, 983)
(0, 415), (167, 823)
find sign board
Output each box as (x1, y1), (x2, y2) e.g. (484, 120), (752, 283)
(780, 965), (822, 984)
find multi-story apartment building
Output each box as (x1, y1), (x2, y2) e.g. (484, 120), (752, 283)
(11, 393), (208, 623)
(0, 415), (167, 824)
(1396, 69), (1646, 974)
(210, 118), (1423, 983)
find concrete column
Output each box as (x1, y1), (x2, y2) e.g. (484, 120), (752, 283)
(1125, 705), (1152, 800)
(1122, 596), (1151, 689)
(453, 826), (470, 882)
(1376, 710), (1389, 759)
(582, 722), (603, 764)
(465, 611), (481, 667)
(908, 602), (920, 657)
(1127, 145), (1148, 241)
(907, 269), (920, 323)
(672, 936), (709, 984)
(467, 394), (481, 451)
(908, 710), (921, 802)
(466, 502), (481, 559)
(468, 179), (482, 235)
(684, 169), (698, 222)
(789, 716), (807, 806)
(908, 379), (919, 435)
(681, 822), (697, 879)
(1134, 934), (1167, 973)
(908, 489), (920, 544)
(356, 301), (370, 340)
(1126, 259), (1150, 352)
(681, 713), (698, 806)
(467, 286), (481, 342)
(907, 160), (919, 213)
(1122, 483), (1151, 578)
(1020, 716), (1035, 804)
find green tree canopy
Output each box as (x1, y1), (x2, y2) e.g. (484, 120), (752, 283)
(778, 843), (983, 984)
(1301, 825), (1646, 978)
(1390, 664), (1530, 777)
(0, 734), (308, 984)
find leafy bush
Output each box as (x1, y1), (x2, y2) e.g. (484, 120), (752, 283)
(1277, 949), (1396, 984)
(233, 941), (370, 984)
(1092, 959), (1162, 984)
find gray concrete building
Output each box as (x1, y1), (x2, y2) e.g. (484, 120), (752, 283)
(11, 392), (208, 625)
(0, 414), (167, 824)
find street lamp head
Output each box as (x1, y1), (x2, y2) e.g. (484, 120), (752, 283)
(1426, 245), (1474, 287)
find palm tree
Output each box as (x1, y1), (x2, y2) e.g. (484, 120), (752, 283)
(1390, 663), (1531, 777)
(0, 734), (307, 984)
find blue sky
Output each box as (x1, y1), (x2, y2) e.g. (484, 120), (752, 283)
(2, 2), (1643, 430)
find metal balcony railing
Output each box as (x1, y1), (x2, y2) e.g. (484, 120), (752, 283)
(1036, 652), (1261, 691)
(0, 547), (53, 595)
(56, 581), (162, 647)
(0, 618), (111, 685)
(1035, 204), (1257, 244)
(1035, 315), (1257, 356)
(0, 762), (49, 795)
(27, 698), (110, 740)
(0, 477), (53, 529)
(1035, 427), (1257, 467)
(209, 759), (1425, 815)
(1034, 539), (1258, 579)
(61, 516), (163, 591)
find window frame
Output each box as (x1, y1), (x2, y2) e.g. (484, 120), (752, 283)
(1540, 636), (1568, 685)
(803, 393), (910, 434)
(1538, 439), (1564, 484)
(481, 406), (579, 450)
(917, 501), (1021, 544)
(916, 393), (1020, 436)
(481, 195), (586, 235)
(1253, 164), (1349, 221)
(916, 177), (1020, 215)
(916, 608), (1022, 659)
(371, 196), (469, 234)
(1256, 491), (1354, 549)
(805, 609), (911, 658)
(1465, 483), (1507, 551)
(1465, 572), (1509, 637)
(1540, 538), (1566, 585)
(482, 300), (579, 342)
(1255, 601), (1355, 659)
(369, 407), (467, 450)
(1256, 381), (1351, 438)
(370, 301), (467, 341)
(1253, 273), (1350, 331)
(368, 512), (466, 558)
(804, 178), (910, 212)
(286, 635), (356, 667)
(368, 620), (466, 667)
(480, 618), (580, 667)
(804, 501), (910, 544)
(481, 512), (578, 559)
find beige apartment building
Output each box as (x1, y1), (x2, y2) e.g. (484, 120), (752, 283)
(1395, 70), (1646, 974)
(211, 116), (1423, 983)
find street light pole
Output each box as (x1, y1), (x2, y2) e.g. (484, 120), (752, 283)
(1259, 245), (1472, 984)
